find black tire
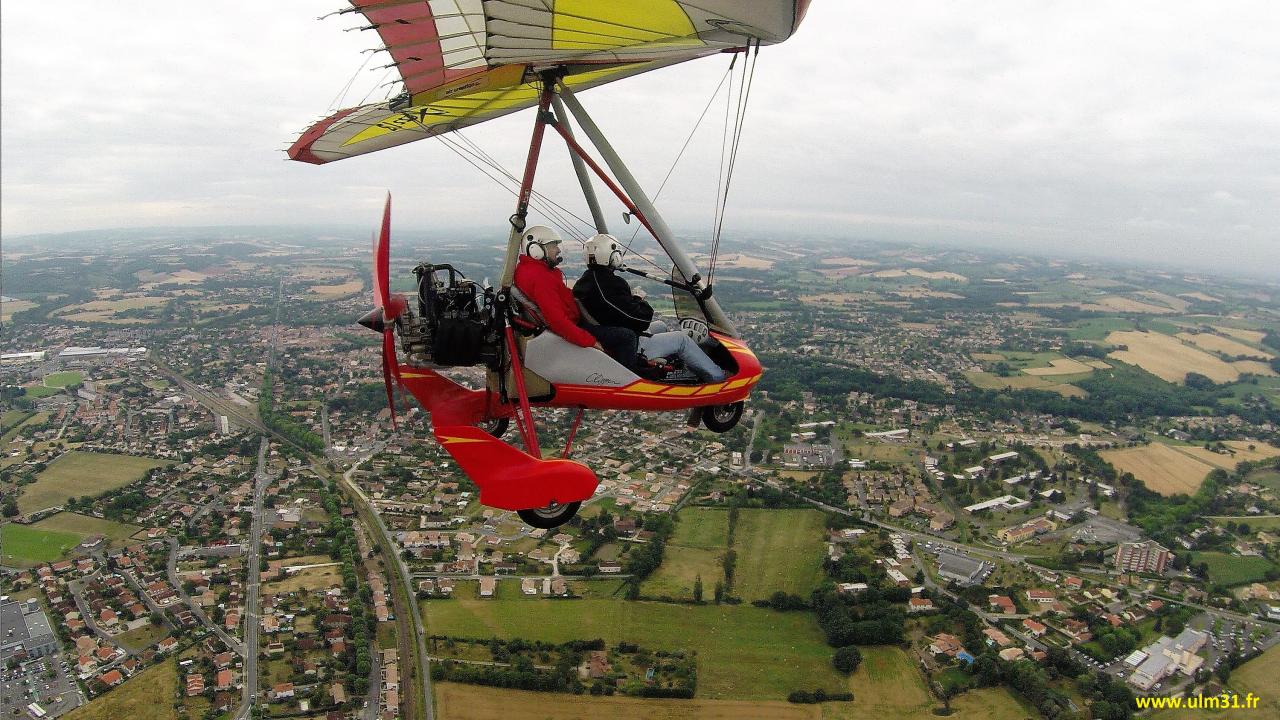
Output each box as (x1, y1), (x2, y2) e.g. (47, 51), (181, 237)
(477, 417), (510, 438)
(517, 501), (581, 529)
(702, 401), (744, 433)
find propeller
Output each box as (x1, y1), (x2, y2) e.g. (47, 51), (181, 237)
(357, 193), (408, 429)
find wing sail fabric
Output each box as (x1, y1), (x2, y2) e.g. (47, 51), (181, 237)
(289, 0), (811, 164)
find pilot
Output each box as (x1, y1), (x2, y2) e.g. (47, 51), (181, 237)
(573, 234), (726, 383)
(513, 225), (639, 370)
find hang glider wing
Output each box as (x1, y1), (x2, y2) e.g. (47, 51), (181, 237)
(289, 0), (812, 164)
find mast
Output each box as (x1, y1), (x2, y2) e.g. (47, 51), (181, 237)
(556, 83), (737, 337)
(499, 77), (556, 290)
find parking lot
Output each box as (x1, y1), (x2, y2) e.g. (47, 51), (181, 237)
(0, 658), (82, 719)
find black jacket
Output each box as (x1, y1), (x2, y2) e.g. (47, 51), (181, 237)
(573, 266), (654, 334)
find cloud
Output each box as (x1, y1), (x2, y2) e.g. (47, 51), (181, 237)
(1, 1), (1278, 276)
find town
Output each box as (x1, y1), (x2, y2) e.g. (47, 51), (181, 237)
(3, 232), (1280, 720)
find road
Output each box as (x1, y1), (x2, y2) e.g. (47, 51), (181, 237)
(235, 437), (272, 720)
(165, 538), (245, 655)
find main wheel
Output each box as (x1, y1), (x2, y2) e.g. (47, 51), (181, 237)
(702, 401), (744, 433)
(517, 501), (581, 529)
(477, 416), (510, 439)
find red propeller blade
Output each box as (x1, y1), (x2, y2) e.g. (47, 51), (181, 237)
(374, 193), (391, 312)
(382, 329), (399, 430)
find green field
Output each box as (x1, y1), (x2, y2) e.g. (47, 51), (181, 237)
(421, 597), (844, 699)
(45, 371), (84, 387)
(1066, 317), (1135, 342)
(643, 508), (729, 599)
(64, 660), (177, 720)
(18, 450), (166, 513)
(1, 523), (83, 566)
(1246, 469), (1280, 492)
(1, 410), (39, 443)
(31, 512), (142, 546)
(1192, 551), (1277, 586)
(732, 509), (827, 602)
(115, 623), (168, 653)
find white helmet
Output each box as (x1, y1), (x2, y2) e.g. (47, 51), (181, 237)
(523, 225), (562, 261)
(583, 233), (623, 268)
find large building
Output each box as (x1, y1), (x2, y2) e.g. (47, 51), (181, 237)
(1128, 628), (1207, 691)
(935, 551), (992, 586)
(0, 598), (58, 661)
(1114, 540), (1171, 574)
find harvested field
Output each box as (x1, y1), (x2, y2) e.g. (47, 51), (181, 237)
(892, 289), (964, 299)
(1232, 360), (1278, 376)
(799, 292), (875, 305)
(1080, 296), (1176, 314)
(1023, 357), (1093, 376)
(1100, 443), (1215, 496)
(1176, 332), (1274, 359)
(309, 279), (362, 296)
(971, 353), (1006, 362)
(1172, 441), (1280, 470)
(1084, 360), (1112, 369)
(19, 451), (167, 513)
(1136, 291), (1190, 312)
(713, 254), (774, 270)
(1180, 292), (1222, 303)
(1, 298), (37, 321)
(1105, 330), (1240, 384)
(434, 682), (821, 720)
(868, 268), (966, 282)
(820, 257), (876, 266)
(1215, 326), (1267, 344)
(264, 564), (342, 593)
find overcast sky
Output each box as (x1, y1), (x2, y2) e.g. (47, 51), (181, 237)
(2, 2), (1278, 277)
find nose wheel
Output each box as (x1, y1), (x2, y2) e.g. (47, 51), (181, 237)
(517, 500), (581, 529)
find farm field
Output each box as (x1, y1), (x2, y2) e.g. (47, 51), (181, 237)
(421, 598), (845, 699)
(1, 298), (38, 321)
(63, 659), (177, 720)
(434, 682), (821, 720)
(1191, 552), (1277, 587)
(1, 410), (44, 443)
(962, 371), (1086, 398)
(839, 646), (931, 716)
(309, 279), (362, 296)
(55, 296), (168, 323)
(1247, 469), (1280, 492)
(1215, 326), (1268, 345)
(1100, 443), (1215, 496)
(31, 512), (143, 546)
(1173, 442), (1280, 470)
(643, 507), (729, 599)
(1, 523), (83, 566)
(1022, 357), (1093, 375)
(263, 563), (343, 593)
(732, 509), (826, 602)
(1176, 331), (1274, 359)
(1080, 296), (1177, 314)
(115, 623), (169, 653)
(44, 371), (84, 387)
(1105, 330), (1240, 384)
(19, 450), (167, 513)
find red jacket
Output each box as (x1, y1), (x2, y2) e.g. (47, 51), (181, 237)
(513, 255), (596, 347)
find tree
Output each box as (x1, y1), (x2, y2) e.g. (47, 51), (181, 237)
(832, 646), (862, 674)
(713, 581), (724, 604)
(693, 574), (703, 603)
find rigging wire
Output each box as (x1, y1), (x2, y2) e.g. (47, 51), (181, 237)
(619, 63), (734, 263)
(708, 39), (760, 283)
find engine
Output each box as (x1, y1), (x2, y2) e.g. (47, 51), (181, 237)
(398, 263), (500, 368)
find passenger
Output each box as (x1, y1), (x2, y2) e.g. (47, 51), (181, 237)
(512, 225), (639, 370)
(573, 234), (727, 383)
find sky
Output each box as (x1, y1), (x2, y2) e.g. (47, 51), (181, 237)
(2, 2), (1278, 277)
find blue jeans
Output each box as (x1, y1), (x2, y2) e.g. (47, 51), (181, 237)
(640, 331), (726, 382)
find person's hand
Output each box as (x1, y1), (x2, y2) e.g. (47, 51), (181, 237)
(593, 342), (605, 352)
